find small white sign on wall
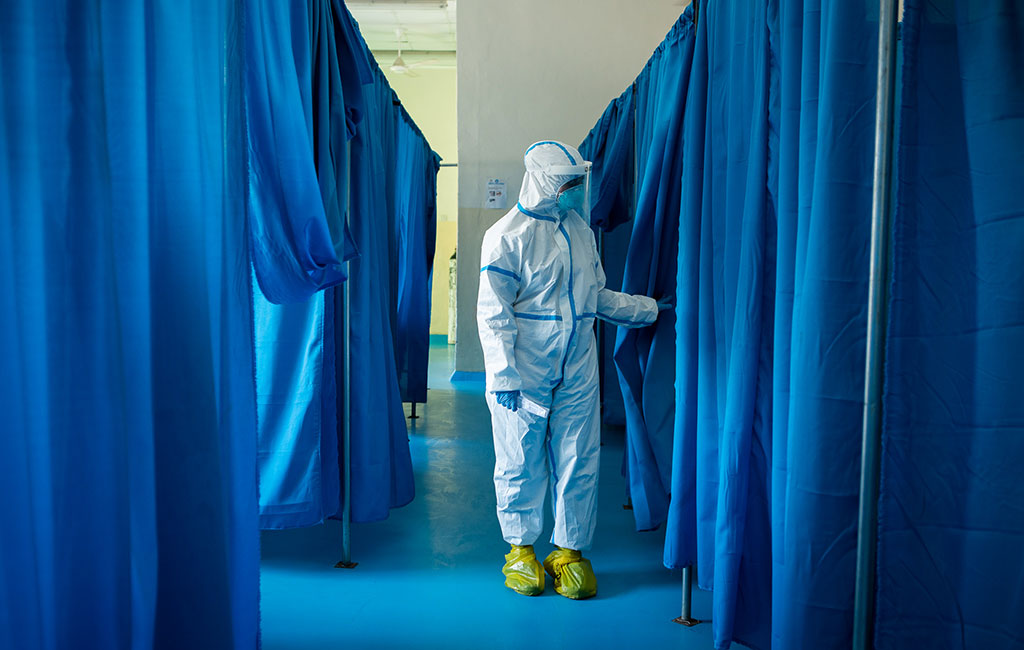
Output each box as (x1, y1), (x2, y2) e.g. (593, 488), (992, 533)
(485, 178), (507, 210)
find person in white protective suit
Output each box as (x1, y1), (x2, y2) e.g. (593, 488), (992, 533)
(477, 140), (671, 599)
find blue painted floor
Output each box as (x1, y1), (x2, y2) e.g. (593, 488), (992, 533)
(260, 340), (728, 649)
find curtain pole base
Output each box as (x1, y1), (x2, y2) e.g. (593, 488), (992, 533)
(673, 565), (700, 627)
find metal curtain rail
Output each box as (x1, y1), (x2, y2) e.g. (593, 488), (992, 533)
(853, 0), (900, 645)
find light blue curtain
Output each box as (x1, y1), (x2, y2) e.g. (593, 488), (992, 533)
(876, 1), (1024, 647)
(251, 0), (437, 527)
(253, 286), (340, 529)
(0, 1), (259, 647)
(247, 0), (350, 530)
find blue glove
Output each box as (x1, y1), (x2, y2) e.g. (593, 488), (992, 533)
(656, 296), (675, 311)
(494, 390), (520, 412)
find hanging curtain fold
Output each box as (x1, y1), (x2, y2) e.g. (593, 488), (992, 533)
(580, 88), (636, 233)
(614, 14), (694, 532)
(665, 2), (878, 647)
(578, 13), (694, 531)
(251, 0), (438, 527)
(344, 64), (416, 521)
(248, 0), (366, 530)
(248, 0), (341, 530)
(875, 1), (1024, 648)
(582, 0), (878, 647)
(395, 112), (442, 405)
(0, 1), (259, 647)
(245, 0), (358, 305)
(579, 90), (636, 427)
(666, 2), (780, 647)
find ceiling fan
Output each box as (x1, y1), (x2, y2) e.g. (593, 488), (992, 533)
(389, 28), (437, 76)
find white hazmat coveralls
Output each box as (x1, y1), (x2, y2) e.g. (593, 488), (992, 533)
(477, 141), (658, 551)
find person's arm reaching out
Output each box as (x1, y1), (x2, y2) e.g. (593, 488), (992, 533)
(589, 235), (660, 328)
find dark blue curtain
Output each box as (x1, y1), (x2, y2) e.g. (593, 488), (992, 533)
(395, 113), (442, 405)
(767, 2), (878, 648)
(662, 0), (878, 648)
(615, 14), (693, 532)
(580, 88), (636, 233)
(579, 89), (636, 429)
(579, 13), (693, 531)
(876, 1), (1024, 647)
(0, 1), (259, 648)
(344, 63), (417, 522)
(246, 0), (357, 305)
(666, 2), (778, 647)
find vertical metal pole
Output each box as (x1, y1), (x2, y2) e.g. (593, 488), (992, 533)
(853, 0), (899, 643)
(337, 141), (357, 569)
(671, 3), (701, 632)
(673, 566), (699, 627)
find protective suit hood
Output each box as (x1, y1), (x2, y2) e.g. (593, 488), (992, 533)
(517, 141), (590, 220)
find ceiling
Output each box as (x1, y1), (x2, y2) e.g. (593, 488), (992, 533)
(346, 0), (457, 53)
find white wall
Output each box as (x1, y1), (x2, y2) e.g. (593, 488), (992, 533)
(455, 0), (687, 373)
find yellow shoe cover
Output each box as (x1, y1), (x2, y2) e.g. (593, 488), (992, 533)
(543, 547), (597, 600)
(502, 545), (545, 596)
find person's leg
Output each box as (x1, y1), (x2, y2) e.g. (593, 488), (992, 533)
(487, 392), (550, 595)
(543, 346), (601, 600)
(547, 366), (601, 551)
(487, 391), (550, 546)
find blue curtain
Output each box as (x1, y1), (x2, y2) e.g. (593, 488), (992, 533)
(395, 114), (442, 405)
(615, 15), (694, 532)
(876, 1), (1024, 647)
(666, 2), (777, 647)
(579, 14), (693, 530)
(253, 286), (340, 529)
(579, 90), (636, 428)
(661, 1), (878, 647)
(767, 2), (878, 648)
(248, 0), (349, 530)
(0, 1), (259, 648)
(580, 88), (636, 233)
(345, 64), (417, 522)
(251, 1), (436, 527)
(246, 0), (357, 305)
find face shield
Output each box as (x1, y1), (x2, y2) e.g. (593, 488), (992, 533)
(552, 161), (592, 222)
